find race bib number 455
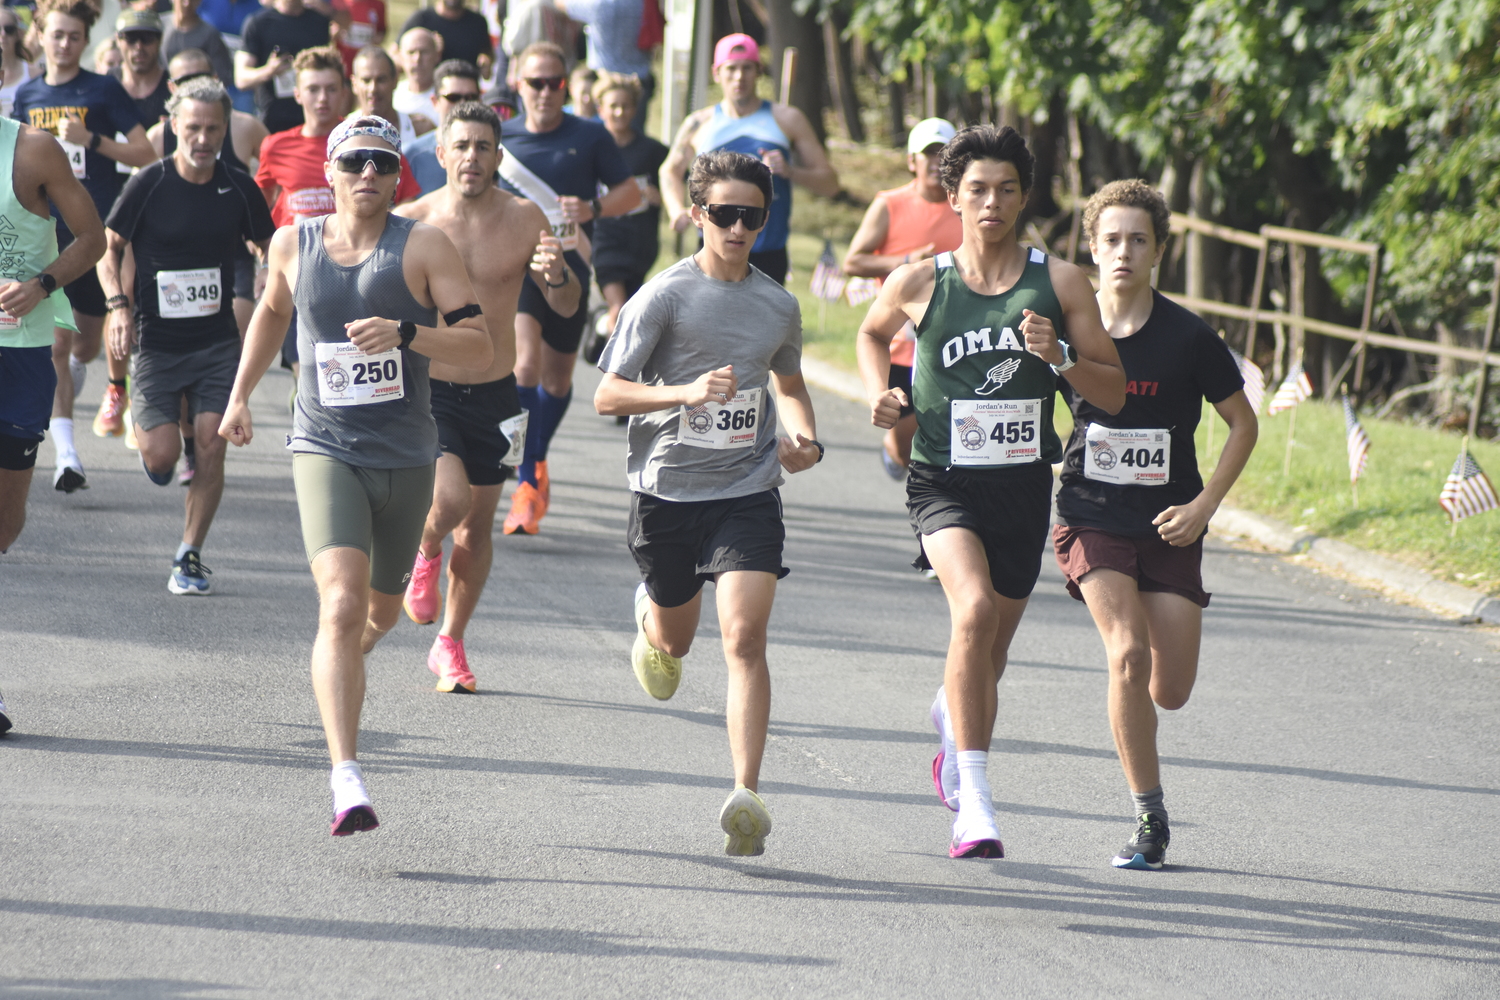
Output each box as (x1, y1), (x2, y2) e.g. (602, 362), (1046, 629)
(315, 342), (405, 407)
(1083, 423), (1170, 485)
(949, 398), (1041, 466)
(678, 387), (763, 450)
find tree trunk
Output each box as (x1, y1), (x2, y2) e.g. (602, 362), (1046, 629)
(821, 14), (862, 143)
(764, 0), (826, 143)
(1022, 92), (1065, 223)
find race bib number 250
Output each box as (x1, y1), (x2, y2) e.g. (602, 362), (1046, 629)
(314, 342), (405, 407)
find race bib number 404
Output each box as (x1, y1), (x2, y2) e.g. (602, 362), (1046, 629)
(949, 398), (1041, 466)
(1083, 424), (1170, 485)
(678, 387), (763, 450)
(315, 342), (405, 407)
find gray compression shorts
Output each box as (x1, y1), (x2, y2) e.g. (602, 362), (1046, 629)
(291, 453), (435, 595)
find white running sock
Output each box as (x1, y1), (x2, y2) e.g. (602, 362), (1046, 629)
(954, 751), (999, 839)
(330, 760), (371, 814)
(50, 417), (77, 466)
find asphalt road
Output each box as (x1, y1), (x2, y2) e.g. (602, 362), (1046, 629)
(2, 360), (1497, 999)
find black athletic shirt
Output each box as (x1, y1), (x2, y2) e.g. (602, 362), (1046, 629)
(592, 132), (668, 278)
(106, 157), (275, 353)
(399, 7), (492, 68)
(1055, 290), (1244, 537)
(111, 69), (171, 128)
(240, 6), (331, 133)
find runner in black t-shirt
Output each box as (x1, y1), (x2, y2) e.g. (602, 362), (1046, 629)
(234, 0), (330, 133)
(111, 9), (171, 128)
(1053, 179), (1258, 871)
(98, 77), (275, 596)
(399, 1), (492, 76)
(13, 0), (156, 476)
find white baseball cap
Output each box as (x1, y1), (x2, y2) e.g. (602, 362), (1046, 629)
(907, 118), (957, 155)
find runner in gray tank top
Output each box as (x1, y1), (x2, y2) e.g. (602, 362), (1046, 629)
(857, 125), (1126, 861)
(219, 115), (491, 837)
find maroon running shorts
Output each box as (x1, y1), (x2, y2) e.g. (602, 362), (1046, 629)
(1052, 524), (1211, 608)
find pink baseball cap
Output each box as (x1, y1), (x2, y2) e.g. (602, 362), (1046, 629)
(713, 33), (761, 69)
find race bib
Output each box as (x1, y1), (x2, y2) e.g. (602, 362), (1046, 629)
(949, 398), (1042, 466)
(678, 387), (763, 450)
(314, 342), (405, 407)
(499, 410), (528, 467)
(116, 133), (131, 174)
(274, 65), (297, 98)
(0, 282), (19, 328)
(551, 218), (579, 252)
(156, 267), (222, 318)
(1083, 423), (1170, 486)
(59, 138), (85, 179)
(346, 22), (376, 46)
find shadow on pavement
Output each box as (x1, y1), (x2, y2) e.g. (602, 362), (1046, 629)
(0, 978), (247, 999)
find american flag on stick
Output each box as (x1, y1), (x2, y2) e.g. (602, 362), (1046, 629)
(1228, 347), (1266, 414)
(1343, 393), (1370, 484)
(810, 240), (847, 302)
(1439, 450), (1500, 523)
(1267, 361), (1313, 415)
(845, 276), (879, 306)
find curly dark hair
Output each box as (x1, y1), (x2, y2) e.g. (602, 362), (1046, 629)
(688, 150), (772, 210)
(1082, 178), (1171, 247)
(938, 124), (1033, 195)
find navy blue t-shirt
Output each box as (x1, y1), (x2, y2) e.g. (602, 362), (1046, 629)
(12, 69), (144, 240)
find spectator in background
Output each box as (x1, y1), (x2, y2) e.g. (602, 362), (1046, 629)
(554, 0), (652, 132)
(200, 0), (263, 41)
(562, 61), (593, 118)
(583, 72), (664, 362)
(328, 0), (383, 76)
(114, 9), (170, 125)
(163, 0), (236, 98)
(0, 7), (41, 119)
(500, 0), (575, 90)
(403, 56), (478, 195)
(392, 25), (438, 120)
(235, 0), (330, 133)
(93, 37), (122, 74)
(400, 0), (490, 80)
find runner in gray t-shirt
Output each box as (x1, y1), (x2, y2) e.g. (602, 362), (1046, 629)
(594, 150), (823, 858)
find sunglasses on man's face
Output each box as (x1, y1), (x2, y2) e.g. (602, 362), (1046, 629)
(701, 203), (767, 231)
(121, 32), (160, 46)
(438, 90), (480, 104)
(333, 148), (402, 175)
(523, 76), (566, 92)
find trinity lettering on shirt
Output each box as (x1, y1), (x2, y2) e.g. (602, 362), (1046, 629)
(938, 326), (1024, 368)
(24, 105), (88, 131)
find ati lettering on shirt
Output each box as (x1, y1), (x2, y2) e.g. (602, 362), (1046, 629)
(27, 106), (89, 132)
(941, 326), (1023, 368)
(1126, 380), (1160, 396)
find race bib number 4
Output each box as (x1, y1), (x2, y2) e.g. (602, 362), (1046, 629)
(156, 267), (222, 318)
(949, 398), (1042, 466)
(1083, 424), (1170, 486)
(678, 387), (763, 450)
(315, 342), (405, 407)
(59, 138), (85, 179)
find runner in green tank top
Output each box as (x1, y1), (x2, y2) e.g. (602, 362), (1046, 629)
(856, 124), (1126, 861)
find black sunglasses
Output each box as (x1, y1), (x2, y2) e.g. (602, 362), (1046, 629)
(701, 203), (767, 231)
(437, 90), (480, 103)
(523, 75), (566, 92)
(121, 31), (160, 45)
(170, 70), (212, 86)
(333, 148), (402, 175)
(0, 23), (17, 35)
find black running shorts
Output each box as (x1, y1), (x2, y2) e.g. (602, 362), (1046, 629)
(517, 256), (591, 354)
(628, 488), (789, 608)
(906, 461), (1053, 600)
(431, 374), (522, 487)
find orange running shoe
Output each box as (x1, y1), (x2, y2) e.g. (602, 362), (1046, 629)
(428, 635), (476, 693)
(404, 548), (442, 624)
(535, 459), (550, 514)
(93, 383), (127, 437)
(502, 481), (543, 535)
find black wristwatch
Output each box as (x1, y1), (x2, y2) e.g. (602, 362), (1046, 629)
(36, 272), (57, 294)
(398, 319), (417, 348)
(811, 439), (825, 463)
(589, 198), (602, 220)
(88, 131), (102, 151)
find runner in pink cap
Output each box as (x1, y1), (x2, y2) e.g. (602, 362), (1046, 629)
(712, 32), (759, 69)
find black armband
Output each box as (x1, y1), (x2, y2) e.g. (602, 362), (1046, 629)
(443, 303), (483, 326)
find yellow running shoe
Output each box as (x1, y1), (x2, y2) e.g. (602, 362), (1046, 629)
(93, 383), (127, 437)
(631, 582), (681, 700)
(719, 786), (772, 856)
(123, 407), (139, 451)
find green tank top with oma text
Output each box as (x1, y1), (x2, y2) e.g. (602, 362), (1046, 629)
(0, 116), (73, 349)
(910, 247), (1065, 469)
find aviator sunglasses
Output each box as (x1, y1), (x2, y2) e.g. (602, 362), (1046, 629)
(700, 203), (767, 230)
(523, 75), (566, 92)
(333, 148), (402, 175)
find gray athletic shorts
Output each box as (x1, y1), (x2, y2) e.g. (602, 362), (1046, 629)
(291, 453), (436, 595)
(129, 338), (240, 432)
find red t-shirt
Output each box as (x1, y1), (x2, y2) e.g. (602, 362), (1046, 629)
(332, 0), (387, 74)
(877, 180), (964, 366)
(256, 126), (420, 229)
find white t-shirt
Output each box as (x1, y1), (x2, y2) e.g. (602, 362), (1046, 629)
(392, 85), (435, 123)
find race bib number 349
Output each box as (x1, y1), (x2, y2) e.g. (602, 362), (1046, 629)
(1083, 423), (1170, 485)
(949, 398), (1041, 466)
(678, 387), (763, 450)
(314, 342), (405, 407)
(157, 267), (221, 318)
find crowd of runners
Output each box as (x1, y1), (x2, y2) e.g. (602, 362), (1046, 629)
(0, 4), (1258, 871)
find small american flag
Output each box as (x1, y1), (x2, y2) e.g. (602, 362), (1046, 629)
(810, 240), (847, 302)
(1229, 347), (1266, 414)
(1440, 451), (1500, 523)
(1267, 361), (1313, 415)
(1343, 393), (1370, 484)
(954, 414), (981, 434)
(845, 277), (879, 306)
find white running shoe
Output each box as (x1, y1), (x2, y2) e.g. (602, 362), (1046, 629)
(329, 762), (379, 836)
(930, 688), (959, 811)
(950, 805), (1004, 859)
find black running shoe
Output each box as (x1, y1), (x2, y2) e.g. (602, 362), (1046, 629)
(0, 688), (11, 735)
(1112, 813), (1169, 870)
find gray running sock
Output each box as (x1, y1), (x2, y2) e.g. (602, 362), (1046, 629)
(1131, 786), (1167, 826)
(175, 542), (200, 562)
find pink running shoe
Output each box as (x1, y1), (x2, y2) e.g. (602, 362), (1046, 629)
(331, 804), (379, 836)
(429, 635), (477, 693)
(404, 548), (442, 624)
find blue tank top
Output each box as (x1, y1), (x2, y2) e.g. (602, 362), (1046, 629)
(696, 100), (791, 253)
(292, 214), (440, 469)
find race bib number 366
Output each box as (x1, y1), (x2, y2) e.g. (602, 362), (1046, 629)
(315, 342), (405, 407)
(949, 398), (1041, 466)
(1083, 424), (1170, 485)
(678, 387), (763, 450)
